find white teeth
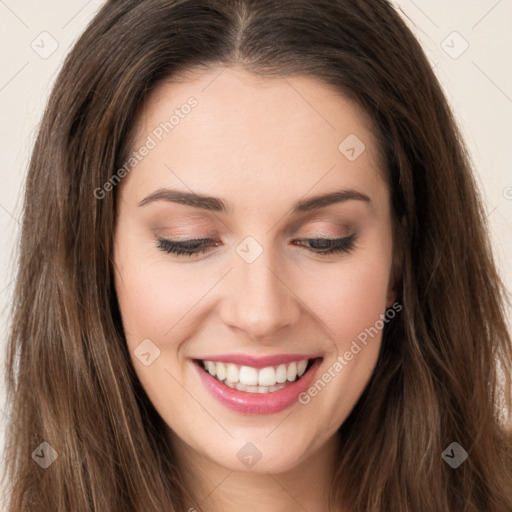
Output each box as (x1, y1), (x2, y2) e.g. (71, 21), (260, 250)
(216, 362), (227, 381)
(199, 358), (311, 392)
(206, 361), (216, 376)
(229, 382), (288, 394)
(226, 364), (239, 383)
(297, 360), (308, 377)
(239, 366), (258, 386)
(258, 366), (277, 387)
(287, 361), (297, 381)
(276, 364), (287, 383)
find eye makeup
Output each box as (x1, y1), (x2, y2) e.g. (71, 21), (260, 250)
(155, 233), (358, 258)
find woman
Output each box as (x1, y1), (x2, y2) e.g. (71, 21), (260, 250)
(3, 0), (511, 510)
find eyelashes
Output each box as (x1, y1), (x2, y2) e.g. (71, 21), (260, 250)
(156, 237), (216, 257)
(156, 234), (357, 258)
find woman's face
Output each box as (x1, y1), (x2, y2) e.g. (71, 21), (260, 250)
(113, 67), (396, 475)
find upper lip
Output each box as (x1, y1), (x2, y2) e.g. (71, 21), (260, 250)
(194, 353), (321, 368)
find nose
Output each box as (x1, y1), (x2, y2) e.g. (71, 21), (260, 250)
(220, 246), (301, 341)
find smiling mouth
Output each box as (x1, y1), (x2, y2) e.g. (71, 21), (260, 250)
(195, 358), (319, 394)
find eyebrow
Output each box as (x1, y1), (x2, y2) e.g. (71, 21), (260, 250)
(138, 187), (372, 213)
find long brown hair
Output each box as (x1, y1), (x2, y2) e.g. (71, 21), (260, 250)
(3, 0), (511, 510)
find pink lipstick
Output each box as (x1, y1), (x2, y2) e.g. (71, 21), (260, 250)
(193, 355), (322, 414)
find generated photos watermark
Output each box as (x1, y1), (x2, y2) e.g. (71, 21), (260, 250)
(94, 96), (198, 199)
(298, 301), (402, 405)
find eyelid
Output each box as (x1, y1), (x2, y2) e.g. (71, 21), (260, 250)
(283, 211), (362, 236)
(155, 233), (357, 258)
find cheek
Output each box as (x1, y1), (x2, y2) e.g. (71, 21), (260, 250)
(289, 234), (393, 429)
(313, 260), (390, 344)
(297, 233), (393, 348)
(114, 244), (207, 350)
(113, 248), (208, 426)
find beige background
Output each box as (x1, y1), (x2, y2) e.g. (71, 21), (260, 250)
(1, 0), (511, 482)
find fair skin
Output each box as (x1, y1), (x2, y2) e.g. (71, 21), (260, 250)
(113, 66), (395, 512)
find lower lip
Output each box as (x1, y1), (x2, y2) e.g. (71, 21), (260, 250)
(194, 358), (322, 414)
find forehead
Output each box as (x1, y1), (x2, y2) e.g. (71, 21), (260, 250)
(121, 66), (386, 210)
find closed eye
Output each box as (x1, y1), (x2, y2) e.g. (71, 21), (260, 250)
(155, 234), (357, 258)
